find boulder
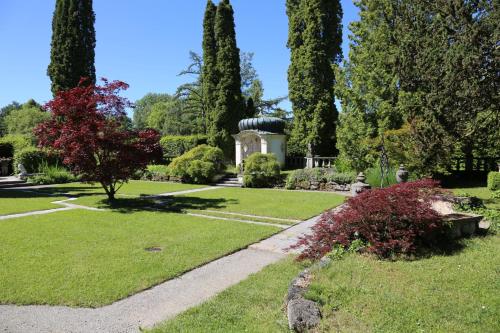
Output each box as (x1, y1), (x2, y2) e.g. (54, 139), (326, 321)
(287, 298), (322, 332)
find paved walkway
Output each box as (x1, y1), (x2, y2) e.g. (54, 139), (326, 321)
(0, 213), (322, 333)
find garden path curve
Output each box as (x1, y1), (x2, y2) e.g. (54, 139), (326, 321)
(0, 195), (333, 333)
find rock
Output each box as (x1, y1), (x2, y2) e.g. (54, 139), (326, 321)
(286, 271), (311, 302)
(287, 298), (322, 332)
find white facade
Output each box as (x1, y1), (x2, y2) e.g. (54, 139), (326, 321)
(233, 130), (286, 167)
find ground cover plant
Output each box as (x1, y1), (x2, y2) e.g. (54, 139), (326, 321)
(0, 209), (280, 307)
(149, 258), (304, 333)
(0, 190), (66, 215)
(452, 186), (499, 231)
(295, 180), (445, 260)
(174, 187), (346, 220)
(305, 236), (500, 333)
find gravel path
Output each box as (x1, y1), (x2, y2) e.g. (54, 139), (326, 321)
(0, 213), (321, 333)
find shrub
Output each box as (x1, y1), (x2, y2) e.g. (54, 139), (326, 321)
(167, 145), (224, 184)
(13, 147), (59, 173)
(293, 179), (445, 260)
(326, 171), (357, 185)
(160, 135), (208, 159)
(28, 163), (77, 185)
(285, 168), (356, 190)
(243, 153), (280, 188)
(142, 164), (170, 181)
(365, 165), (398, 188)
(487, 171), (500, 191)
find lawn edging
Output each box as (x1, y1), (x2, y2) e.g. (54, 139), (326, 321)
(286, 257), (330, 332)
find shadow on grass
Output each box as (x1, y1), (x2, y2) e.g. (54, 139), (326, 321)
(90, 195), (239, 214)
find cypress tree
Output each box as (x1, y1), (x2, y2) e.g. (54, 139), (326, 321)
(47, 0), (96, 95)
(287, 0), (342, 156)
(202, 0), (218, 137)
(211, 0), (244, 156)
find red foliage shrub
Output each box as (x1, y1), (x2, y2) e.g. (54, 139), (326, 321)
(293, 179), (445, 260)
(35, 78), (162, 200)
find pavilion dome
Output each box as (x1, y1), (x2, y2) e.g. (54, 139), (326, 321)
(238, 117), (286, 134)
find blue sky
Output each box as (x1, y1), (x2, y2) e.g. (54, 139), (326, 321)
(0, 0), (359, 112)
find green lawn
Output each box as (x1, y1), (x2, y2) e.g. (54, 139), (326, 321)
(160, 235), (497, 333)
(0, 209), (279, 307)
(150, 258), (304, 333)
(305, 236), (500, 333)
(174, 187), (346, 220)
(452, 186), (500, 210)
(38, 180), (205, 197)
(0, 190), (66, 215)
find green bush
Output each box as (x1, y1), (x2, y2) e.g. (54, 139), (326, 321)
(13, 147), (59, 173)
(487, 171), (500, 191)
(167, 145), (224, 184)
(243, 153), (280, 188)
(326, 171), (357, 185)
(143, 164), (170, 181)
(160, 135), (208, 159)
(28, 163), (77, 185)
(285, 168), (355, 190)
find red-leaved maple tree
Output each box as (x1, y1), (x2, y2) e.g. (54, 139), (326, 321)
(36, 79), (162, 200)
(292, 179), (445, 260)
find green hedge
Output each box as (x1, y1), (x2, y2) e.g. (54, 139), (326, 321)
(167, 145), (224, 184)
(13, 147), (59, 173)
(160, 135), (208, 159)
(285, 168), (356, 190)
(0, 134), (32, 156)
(243, 153), (280, 188)
(487, 171), (500, 191)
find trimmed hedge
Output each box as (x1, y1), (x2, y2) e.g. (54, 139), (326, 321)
(160, 135), (208, 159)
(487, 171), (500, 191)
(285, 168), (356, 190)
(0, 134), (32, 156)
(167, 145), (224, 184)
(13, 147), (60, 173)
(243, 153), (280, 188)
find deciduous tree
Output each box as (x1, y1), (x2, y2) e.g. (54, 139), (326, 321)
(36, 79), (162, 201)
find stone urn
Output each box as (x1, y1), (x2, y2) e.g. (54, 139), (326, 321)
(351, 172), (371, 196)
(396, 164), (409, 183)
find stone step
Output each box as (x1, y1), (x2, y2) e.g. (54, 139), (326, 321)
(222, 178), (239, 182)
(0, 180), (28, 189)
(215, 183), (242, 188)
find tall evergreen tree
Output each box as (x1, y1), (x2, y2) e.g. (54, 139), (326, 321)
(287, 0), (343, 156)
(211, 0), (244, 156)
(202, 0), (218, 137)
(47, 0), (96, 95)
(337, 0), (498, 176)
